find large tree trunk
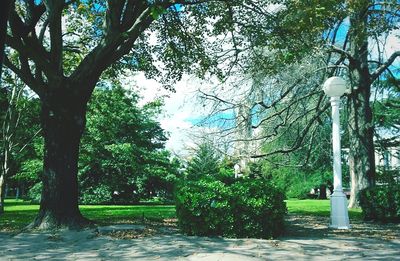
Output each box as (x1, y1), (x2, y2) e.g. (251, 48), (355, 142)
(29, 97), (91, 229)
(347, 85), (376, 208)
(347, 2), (376, 208)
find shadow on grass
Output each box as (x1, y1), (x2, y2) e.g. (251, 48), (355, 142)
(0, 209), (37, 232)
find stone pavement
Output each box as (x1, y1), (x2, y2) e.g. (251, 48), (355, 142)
(1, 222), (400, 260)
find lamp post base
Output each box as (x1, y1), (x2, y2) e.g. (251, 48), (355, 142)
(329, 191), (350, 229)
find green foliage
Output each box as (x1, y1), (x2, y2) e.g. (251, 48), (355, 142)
(80, 184), (113, 205)
(14, 159), (42, 184)
(265, 163), (332, 199)
(2, 198), (364, 232)
(0, 81), (42, 191)
(78, 86), (179, 204)
(185, 143), (220, 181)
(27, 182), (42, 204)
(175, 179), (286, 239)
(359, 185), (400, 223)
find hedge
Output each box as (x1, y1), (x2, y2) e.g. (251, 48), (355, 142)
(175, 178), (286, 239)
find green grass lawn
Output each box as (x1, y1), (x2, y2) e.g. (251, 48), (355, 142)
(286, 199), (363, 220)
(0, 198), (362, 232)
(0, 199), (176, 231)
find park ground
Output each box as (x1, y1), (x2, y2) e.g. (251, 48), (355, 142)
(0, 199), (399, 260)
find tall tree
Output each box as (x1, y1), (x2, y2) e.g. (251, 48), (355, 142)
(198, 0), (400, 207)
(0, 73), (42, 214)
(3, 0), (282, 216)
(79, 86), (171, 203)
(4, 0), (233, 229)
(332, 0), (399, 207)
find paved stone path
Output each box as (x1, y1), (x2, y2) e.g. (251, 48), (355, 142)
(0, 216), (399, 260)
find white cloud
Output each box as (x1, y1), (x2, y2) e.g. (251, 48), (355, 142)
(123, 73), (211, 155)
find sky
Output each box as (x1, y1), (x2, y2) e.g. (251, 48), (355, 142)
(125, 73), (208, 156)
(123, 13), (400, 157)
(127, 29), (400, 156)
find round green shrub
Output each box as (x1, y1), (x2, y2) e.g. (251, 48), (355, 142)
(175, 178), (286, 239)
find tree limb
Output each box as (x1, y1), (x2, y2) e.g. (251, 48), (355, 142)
(370, 51), (400, 82)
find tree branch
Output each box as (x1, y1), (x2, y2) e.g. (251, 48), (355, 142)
(45, 0), (64, 76)
(370, 51), (400, 82)
(3, 56), (45, 97)
(251, 102), (330, 158)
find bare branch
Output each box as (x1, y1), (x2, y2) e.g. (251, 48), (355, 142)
(251, 102), (330, 158)
(370, 51), (400, 82)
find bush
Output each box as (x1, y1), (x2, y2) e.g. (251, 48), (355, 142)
(175, 179), (286, 239)
(359, 185), (400, 223)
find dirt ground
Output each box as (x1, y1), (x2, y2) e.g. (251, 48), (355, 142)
(0, 215), (399, 260)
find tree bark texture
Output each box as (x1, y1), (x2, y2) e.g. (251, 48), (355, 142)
(347, 81), (376, 208)
(30, 93), (90, 229)
(347, 2), (376, 208)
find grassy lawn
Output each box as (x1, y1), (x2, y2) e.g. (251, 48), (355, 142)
(286, 199), (363, 220)
(0, 199), (176, 231)
(0, 198), (362, 232)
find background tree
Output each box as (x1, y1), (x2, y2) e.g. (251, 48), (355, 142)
(186, 142), (220, 181)
(78, 85), (177, 204)
(0, 72), (41, 214)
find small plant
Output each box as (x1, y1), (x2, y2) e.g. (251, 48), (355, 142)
(175, 178), (286, 239)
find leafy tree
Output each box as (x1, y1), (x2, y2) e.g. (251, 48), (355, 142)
(4, 0), (236, 228)
(197, 0), (400, 207)
(0, 73), (41, 214)
(79, 85), (178, 204)
(268, 0), (400, 207)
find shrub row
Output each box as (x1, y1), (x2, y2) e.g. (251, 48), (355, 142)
(175, 179), (286, 239)
(359, 185), (400, 223)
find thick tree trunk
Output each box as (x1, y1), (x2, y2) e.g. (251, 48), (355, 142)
(29, 99), (91, 229)
(347, 3), (376, 208)
(347, 88), (376, 208)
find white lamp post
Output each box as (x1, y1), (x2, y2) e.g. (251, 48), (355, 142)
(323, 76), (350, 229)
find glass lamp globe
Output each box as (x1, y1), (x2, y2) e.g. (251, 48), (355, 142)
(323, 77), (347, 97)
